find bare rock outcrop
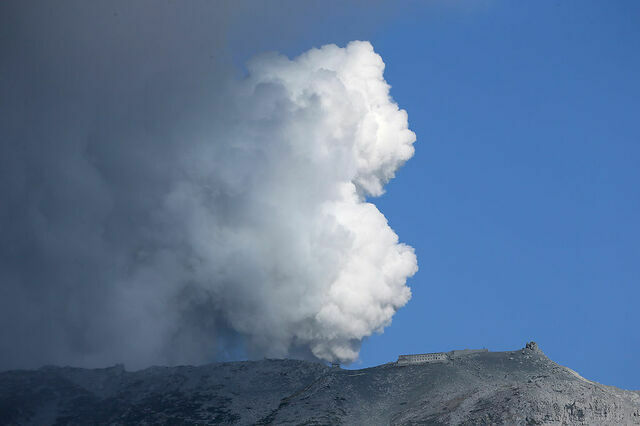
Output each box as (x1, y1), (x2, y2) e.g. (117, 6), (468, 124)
(1, 344), (638, 425)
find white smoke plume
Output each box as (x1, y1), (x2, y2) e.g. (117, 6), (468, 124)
(118, 41), (417, 363)
(0, 1), (417, 369)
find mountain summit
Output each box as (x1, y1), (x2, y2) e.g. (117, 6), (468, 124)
(1, 343), (638, 424)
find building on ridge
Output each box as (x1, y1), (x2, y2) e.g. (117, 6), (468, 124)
(396, 348), (488, 365)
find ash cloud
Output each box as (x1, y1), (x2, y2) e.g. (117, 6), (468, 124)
(0, 2), (416, 369)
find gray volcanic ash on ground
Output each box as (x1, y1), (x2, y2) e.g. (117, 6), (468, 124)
(1, 343), (638, 425)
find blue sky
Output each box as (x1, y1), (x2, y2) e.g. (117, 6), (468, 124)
(232, 1), (640, 389)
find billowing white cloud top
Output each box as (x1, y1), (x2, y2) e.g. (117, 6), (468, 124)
(119, 41), (417, 363)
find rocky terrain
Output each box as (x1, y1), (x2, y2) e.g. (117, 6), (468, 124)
(1, 342), (639, 425)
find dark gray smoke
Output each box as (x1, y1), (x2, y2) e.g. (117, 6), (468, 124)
(0, 1), (416, 370)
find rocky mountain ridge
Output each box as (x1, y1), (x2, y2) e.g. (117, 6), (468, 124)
(1, 343), (639, 424)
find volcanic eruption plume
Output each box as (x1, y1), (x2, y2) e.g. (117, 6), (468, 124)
(148, 41), (419, 363)
(1, 3), (417, 368)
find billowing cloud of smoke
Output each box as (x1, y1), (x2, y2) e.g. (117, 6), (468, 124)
(136, 41), (418, 363)
(0, 2), (416, 369)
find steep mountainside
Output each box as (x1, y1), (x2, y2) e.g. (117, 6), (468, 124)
(1, 343), (639, 425)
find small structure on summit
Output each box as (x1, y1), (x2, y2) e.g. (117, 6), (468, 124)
(397, 352), (448, 364)
(396, 348), (488, 365)
(525, 341), (540, 352)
